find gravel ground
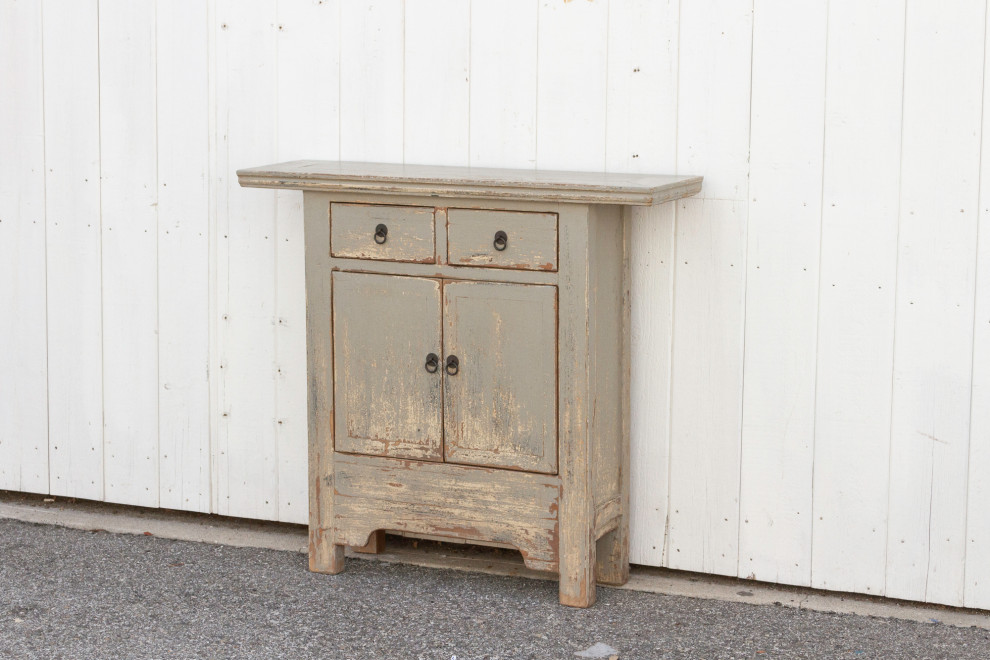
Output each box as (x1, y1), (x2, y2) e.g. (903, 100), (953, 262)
(1, 518), (988, 659)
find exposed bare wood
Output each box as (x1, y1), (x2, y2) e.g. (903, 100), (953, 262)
(447, 209), (558, 271)
(351, 529), (386, 554)
(330, 202), (436, 264)
(333, 453), (560, 571)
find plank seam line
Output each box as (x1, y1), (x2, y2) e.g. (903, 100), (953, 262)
(809, 0), (833, 590)
(882, 0), (912, 600)
(734, 0), (756, 580)
(97, 0), (107, 503)
(40, 0), (51, 496)
(533, 0), (540, 170)
(961, 0), (990, 607)
(602, 0), (610, 171)
(154, 0), (162, 509)
(663, 0), (684, 568)
(273, 0), (281, 519)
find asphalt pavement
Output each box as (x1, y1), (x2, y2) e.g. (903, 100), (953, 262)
(1, 518), (988, 659)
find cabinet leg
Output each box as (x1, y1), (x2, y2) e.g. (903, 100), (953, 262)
(309, 528), (346, 574)
(595, 524), (630, 586)
(352, 530), (386, 554)
(558, 535), (597, 608)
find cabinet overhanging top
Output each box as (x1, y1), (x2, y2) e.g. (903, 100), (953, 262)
(237, 160), (702, 206)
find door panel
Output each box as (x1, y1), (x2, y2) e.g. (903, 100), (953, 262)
(443, 281), (557, 473)
(332, 271), (442, 460)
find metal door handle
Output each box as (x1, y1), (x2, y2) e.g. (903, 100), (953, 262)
(445, 355), (459, 376)
(374, 223), (388, 244)
(493, 230), (508, 251)
(425, 353), (439, 373)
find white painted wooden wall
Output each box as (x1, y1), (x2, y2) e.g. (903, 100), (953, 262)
(2, 0), (989, 609)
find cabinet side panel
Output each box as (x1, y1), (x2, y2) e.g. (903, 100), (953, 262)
(304, 193), (335, 566)
(557, 204), (597, 605)
(588, 205), (625, 518)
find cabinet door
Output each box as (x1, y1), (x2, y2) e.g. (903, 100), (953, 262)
(332, 271), (443, 460)
(443, 281), (557, 473)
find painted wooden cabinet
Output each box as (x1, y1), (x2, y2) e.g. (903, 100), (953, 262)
(238, 161), (701, 607)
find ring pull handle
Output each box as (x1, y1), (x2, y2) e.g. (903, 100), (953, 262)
(424, 353), (439, 374)
(374, 223), (388, 244)
(493, 230), (508, 251)
(445, 355), (459, 376)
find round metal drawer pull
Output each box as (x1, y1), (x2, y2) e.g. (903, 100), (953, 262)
(424, 353), (439, 373)
(493, 230), (508, 251)
(374, 223), (388, 244)
(445, 355), (459, 376)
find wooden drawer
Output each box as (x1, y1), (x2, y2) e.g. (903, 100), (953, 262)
(446, 209), (557, 271)
(331, 203), (435, 263)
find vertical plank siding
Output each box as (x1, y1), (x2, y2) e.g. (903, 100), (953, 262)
(42, 0), (104, 501)
(811, 0), (906, 597)
(3, 0), (990, 609)
(99, 0), (160, 508)
(157, 0), (212, 513)
(739, 0), (827, 587)
(0, 0), (48, 495)
(885, 1), (985, 605)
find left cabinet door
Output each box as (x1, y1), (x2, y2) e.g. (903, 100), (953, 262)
(332, 271), (443, 460)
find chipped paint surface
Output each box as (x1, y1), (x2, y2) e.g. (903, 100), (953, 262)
(333, 453), (560, 571)
(447, 208), (558, 271)
(330, 202), (436, 264)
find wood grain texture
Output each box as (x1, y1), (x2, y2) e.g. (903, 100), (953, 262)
(0, 0), (48, 494)
(339, 0), (402, 163)
(304, 192), (344, 574)
(627, 204), (676, 567)
(157, 0), (211, 514)
(333, 453), (560, 572)
(885, 0), (984, 605)
(590, 204), (630, 587)
(404, 0), (469, 166)
(738, 0), (827, 587)
(237, 160), (703, 206)
(556, 204), (597, 607)
(99, 0), (159, 508)
(330, 203), (435, 264)
(442, 280), (558, 473)
(214, 0), (279, 521)
(966, 1), (990, 609)
(43, 0), (104, 500)
(666, 198), (748, 577)
(447, 209), (558, 272)
(535, 0), (608, 172)
(332, 272), (443, 461)
(811, 0), (904, 597)
(469, 0), (538, 168)
(677, 0), (753, 201)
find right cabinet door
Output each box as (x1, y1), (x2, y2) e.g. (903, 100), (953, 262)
(442, 281), (558, 473)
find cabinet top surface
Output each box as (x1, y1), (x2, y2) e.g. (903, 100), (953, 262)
(237, 160), (702, 206)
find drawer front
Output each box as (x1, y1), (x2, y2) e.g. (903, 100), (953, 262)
(446, 209), (557, 271)
(331, 203), (435, 263)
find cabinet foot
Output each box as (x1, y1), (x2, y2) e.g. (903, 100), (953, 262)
(310, 540), (346, 574)
(559, 580), (597, 608)
(595, 526), (630, 586)
(558, 537), (598, 608)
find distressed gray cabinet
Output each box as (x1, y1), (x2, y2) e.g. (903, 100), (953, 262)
(238, 161), (702, 607)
